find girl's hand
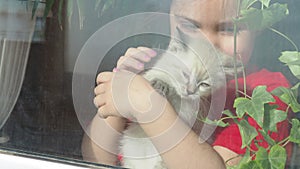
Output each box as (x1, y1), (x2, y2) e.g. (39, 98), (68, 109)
(114, 47), (157, 73)
(94, 71), (166, 120)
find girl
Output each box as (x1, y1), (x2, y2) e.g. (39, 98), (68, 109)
(83, 0), (291, 168)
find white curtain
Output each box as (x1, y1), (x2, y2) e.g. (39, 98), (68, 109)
(0, 0), (36, 129)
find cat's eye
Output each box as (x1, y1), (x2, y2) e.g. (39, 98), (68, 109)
(198, 82), (210, 88)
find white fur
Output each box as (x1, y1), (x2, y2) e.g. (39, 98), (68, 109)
(120, 28), (228, 169)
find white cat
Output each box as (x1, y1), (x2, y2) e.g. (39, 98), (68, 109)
(119, 27), (240, 169)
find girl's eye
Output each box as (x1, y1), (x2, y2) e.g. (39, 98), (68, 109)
(219, 26), (237, 36)
(181, 22), (198, 30)
(178, 18), (199, 31)
(219, 24), (246, 36)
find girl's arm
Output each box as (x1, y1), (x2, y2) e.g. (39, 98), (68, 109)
(81, 116), (126, 166)
(138, 94), (226, 169)
(95, 72), (226, 169)
(81, 47), (155, 165)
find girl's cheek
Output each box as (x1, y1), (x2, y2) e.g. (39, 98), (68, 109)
(219, 36), (235, 56)
(220, 33), (255, 65)
(237, 34), (255, 64)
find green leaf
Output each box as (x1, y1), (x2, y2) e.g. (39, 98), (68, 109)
(260, 0), (270, 7)
(31, 0), (39, 19)
(44, 0), (55, 19)
(279, 51), (300, 79)
(234, 98), (252, 117)
(237, 119), (258, 149)
(268, 109), (286, 132)
(237, 149), (251, 167)
(202, 118), (229, 127)
(256, 147), (271, 169)
(58, 0), (64, 30)
(66, 0), (74, 24)
(290, 119), (300, 144)
(269, 145), (287, 169)
(223, 109), (235, 118)
(240, 0), (258, 10)
(100, 0), (114, 16)
(234, 86), (275, 127)
(251, 85), (276, 127)
(227, 166), (239, 169)
(260, 3), (289, 27)
(241, 149), (251, 161)
(291, 83), (300, 97)
(95, 0), (102, 10)
(236, 7), (262, 30)
(236, 3), (289, 31)
(259, 129), (276, 146)
(272, 86), (300, 113)
(76, 0), (86, 29)
(252, 86), (275, 104)
(263, 104), (287, 132)
(279, 51), (300, 63)
(240, 160), (263, 169)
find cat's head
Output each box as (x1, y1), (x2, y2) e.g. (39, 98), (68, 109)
(142, 26), (228, 127)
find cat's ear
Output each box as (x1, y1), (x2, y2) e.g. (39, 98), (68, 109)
(174, 26), (191, 46)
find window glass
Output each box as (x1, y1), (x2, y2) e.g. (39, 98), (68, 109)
(0, 0), (299, 168)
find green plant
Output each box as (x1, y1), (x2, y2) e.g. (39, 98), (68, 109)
(204, 0), (300, 168)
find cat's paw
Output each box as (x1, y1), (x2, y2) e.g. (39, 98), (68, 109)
(150, 79), (170, 97)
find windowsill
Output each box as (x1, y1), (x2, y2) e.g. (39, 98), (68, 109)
(0, 153), (89, 169)
(0, 147), (118, 169)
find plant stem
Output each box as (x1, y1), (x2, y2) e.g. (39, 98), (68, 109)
(237, 0), (241, 14)
(285, 105), (291, 114)
(246, 0), (259, 10)
(233, 0), (242, 98)
(282, 140), (290, 147)
(238, 90), (251, 99)
(269, 27), (299, 52)
(239, 54), (247, 96)
(278, 136), (290, 146)
(233, 21), (239, 97)
(246, 145), (257, 153)
(221, 116), (239, 121)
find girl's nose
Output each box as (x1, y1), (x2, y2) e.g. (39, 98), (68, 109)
(201, 30), (220, 49)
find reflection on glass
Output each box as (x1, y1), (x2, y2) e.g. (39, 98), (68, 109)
(0, 0), (299, 169)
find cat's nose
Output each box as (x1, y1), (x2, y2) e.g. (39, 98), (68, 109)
(187, 84), (197, 95)
(182, 71), (196, 95)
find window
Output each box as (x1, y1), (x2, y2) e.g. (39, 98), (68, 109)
(0, 0), (299, 168)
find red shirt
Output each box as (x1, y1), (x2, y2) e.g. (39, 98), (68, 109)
(212, 69), (292, 156)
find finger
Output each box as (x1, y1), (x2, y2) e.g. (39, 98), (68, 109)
(117, 55), (144, 71)
(124, 47), (153, 62)
(93, 94), (106, 108)
(97, 106), (110, 119)
(96, 72), (113, 85)
(137, 46), (157, 58)
(94, 84), (106, 95)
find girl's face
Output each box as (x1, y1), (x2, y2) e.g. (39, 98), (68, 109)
(170, 0), (256, 65)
